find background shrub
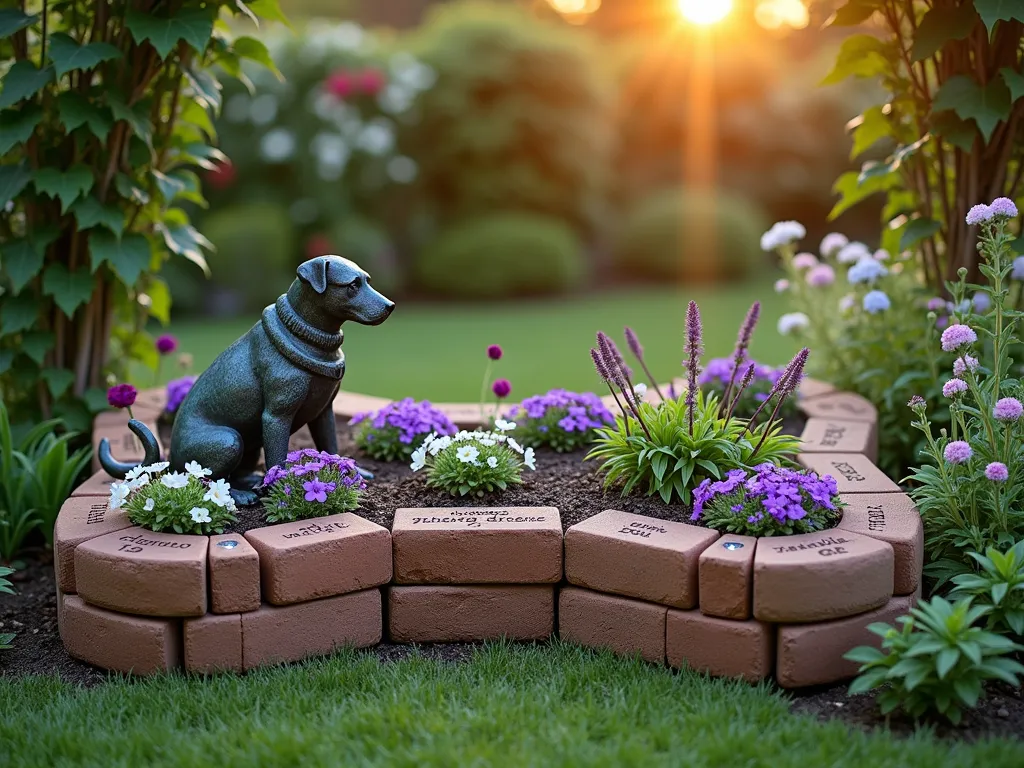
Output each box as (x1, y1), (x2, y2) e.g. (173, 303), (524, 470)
(415, 213), (586, 299)
(613, 188), (769, 282)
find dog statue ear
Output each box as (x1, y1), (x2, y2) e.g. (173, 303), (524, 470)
(297, 257), (329, 294)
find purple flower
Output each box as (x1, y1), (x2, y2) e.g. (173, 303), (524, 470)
(908, 395), (926, 409)
(624, 327), (644, 360)
(156, 334), (178, 355)
(487, 344), (503, 361)
(350, 398), (457, 447)
(990, 197), (1019, 218)
(926, 297), (947, 312)
(940, 324), (978, 352)
(492, 379), (511, 399)
(302, 479), (335, 502)
(107, 383), (137, 409)
(505, 389), (615, 434)
(986, 462), (1009, 482)
(166, 376), (196, 413)
(944, 440), (973, 464)
(993, 397), (1024, 422)
(263, 465), (287, 486)
(966, 204), (993, 225)
(862, 290), (890, 314)
(953, 356), (979, 377)
(806, 264), (835, 287)
(792, 252), (819, 270)
(691, 465), (838, 528)
(942, 379), (968, 398)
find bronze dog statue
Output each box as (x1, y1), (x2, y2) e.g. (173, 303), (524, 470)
(99, 255), (395, 504)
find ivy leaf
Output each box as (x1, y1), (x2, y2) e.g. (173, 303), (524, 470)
(821, 34), (888, 85)
(176, 142), (226, 171)
(0, 162), (32, 207)
(911, 4), (979, 62)
(70, 195), (125, 237)
(89, 231), (151, 287)
(933, 75), (1012, 142)
(143, 277), (172, 325)
(0, 61), (54, 109)
(849, 105), (892, 159)
(183, 67), (222, 113)
(178, 98), (216, 142)
(41, 368), (75, 398)
(43, 264), (95, 317)
(115, 173), (150, 205)
(20, 331), (54, 365)
(33, 164), (93, 213)
(124, 7), (216, 59)
(107, 94), (153, 144)
(829, 0), (882, 26)
(0, 104), (43, 155)
(0, 237), (43, 294)
(829, 169), (899, 220)
(232, 36), (282, 79)
(248, 0), (290, 25)
(166, 169), (206, 207)
(0, 8), (37, 37)
(48, 33), (122, 78)
(974, 0), (1024, 35)
(159, 222), (212, 275)
(900, 217), (941, 251)
(929, 110), (977, 152)
(152, 169), (188, 204)
(57, 92), (112, 140)
(0, 293), (38, 334)
(1001, 68), (1024, 103)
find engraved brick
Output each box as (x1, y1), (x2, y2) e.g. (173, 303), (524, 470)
(53, 496), (133, 593)
(90, 419), (162, 473)
(392, 507), (562, 584)
(799, 377), (837, 399)
(209, 534), (261, 613)
(133, 388), (167, 413)
(244, 514), (391, 605)
(332, 392), (392, 419)
(388, 585), (554, 643)
(75, 527), (208, 616)
(559, 586), (666, 664)
(70, 469), (120, 498)
(698, 536), (757, 619)
(799, 418), (877, 463)
(666, 609), (773, 682)
(837, 493), (923, 596)
(564, 510), (719, 608)
(184, 613), (243, 674)
(797, 452), (901, 494)
(432, 402), (499, 429)
(798, 391), (877, 424)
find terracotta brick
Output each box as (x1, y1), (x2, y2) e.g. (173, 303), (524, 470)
(209, 534), (261, 613)
(558, 586), (666, 664)
(90, 419), (162, 473)
(242, 588), (382, 669)
(388, 585), (554, 643)
(837, 493), (924, 596)
(75, 527), (208, 617)
(133, 387), (167, 413)
(753, 530), (893, 623)
(798, 391), (878, 424)
(392, 507), (562, 584)
(432, 402), (499, 428)
(564, 510), (719, 609)
(70, 469), (120, 498)
(184, 613), (243, 674)
(53, 496), (133, 593)
(799, 418), (877, 463)
(332, 392), (392, 419)
(245, 514), (391, 605)
(666, 609), (774, 682)
(799, 377), (837, 399)
(698, 536), (757, 619)
(61, 594), (181, 675)
(797, 452), (901, 494)
(776, 591), (920, 688)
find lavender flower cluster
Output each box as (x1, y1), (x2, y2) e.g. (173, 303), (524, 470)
(261, 449), (366, 523)
(505, 389), (615, 452)
(351, 398), (457, 462)
(691, 463), (841, 536)
(699, 357), (796, 419)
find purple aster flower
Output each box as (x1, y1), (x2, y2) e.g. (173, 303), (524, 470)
(107, 383), (137, 409)
(973, 292), (992, 314)
(990, 197), (1019, 218)
(993, 397), (1024, 422)
(940, 324), (978, 352)
(156, 334), (178, 355)
(792, 252), (819, 270)
(907, 395), (926, 409)
(942, 379), (968, 398)
(986, 462), (1009, 482)
(966, 204), (993, 225)
(944, 440), (973, 464)
(487, 344), (503, 361)
(302, 479), (334, 503)
(953, 356), (979, 377)
(166, 375), (196, 413)
(263, 465), (287, 486)
(492, 379), (512, 399)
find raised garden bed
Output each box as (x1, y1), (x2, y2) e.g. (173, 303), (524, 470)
(59, 379), (922, 687)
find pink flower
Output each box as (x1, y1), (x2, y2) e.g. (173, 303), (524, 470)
(940, 324), (977, 352)
(107, 383), (137, 409)
(952, 356), (978, 377)
(942, 379), (968, 398)
(305, 234), (333, 260)
(926, 297), (946, 312)
(806, 264), (835, 287)
(774, 279), (790, 293)
(355, 68), (386, 95)
(944, 440), (972, 464)
(993, 397), (1024, 422)
(792, 252), (818, 270)
(487, 345), (503, 361)
(986, 462), (1009, 482)
(156, 334), (178, 355)
(990, 197), (1019, 218)
(492, 379), (511, 399)
(204, 160), (236, 190)
(324, 71), (356, 99)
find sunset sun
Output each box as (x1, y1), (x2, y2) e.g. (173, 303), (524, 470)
(677, 0), (734, 25)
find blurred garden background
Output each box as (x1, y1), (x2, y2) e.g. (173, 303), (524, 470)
(151, 0), (877, 400)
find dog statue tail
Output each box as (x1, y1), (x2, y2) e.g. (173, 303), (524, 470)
(98, 420), (162, 479)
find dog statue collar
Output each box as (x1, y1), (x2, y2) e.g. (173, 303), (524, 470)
(261, 296), (345, 380)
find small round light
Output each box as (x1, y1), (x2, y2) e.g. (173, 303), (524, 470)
(722, 541), (744, 551)
(217, 540), (239, 549)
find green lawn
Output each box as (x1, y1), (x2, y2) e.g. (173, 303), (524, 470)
(147, 283), (797, 402)
(2, 642), (1021, 767)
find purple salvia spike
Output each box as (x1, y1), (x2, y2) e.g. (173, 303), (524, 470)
(719, 302), (760, 417)
(625, 326), (665, 401)
(592, 346), (630, 429)
(724, 362), (757, 423)
(684, 301), (703, 435)
(599, 334), (651, 439)
(749, 348), (810, 459)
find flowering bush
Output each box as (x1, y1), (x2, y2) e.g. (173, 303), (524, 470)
(350, 399), (457, 462)
(411, 421), (536, 497)
(699, 358), (795, 420)
(690, 464), (842, 537)
(505, 389), (615, 453)
(907, 200), (1024, 586)
(112, 462), (236, 536)
(261, 450), (365, 524)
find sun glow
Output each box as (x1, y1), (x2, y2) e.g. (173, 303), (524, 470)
(677, 0), (734, 26)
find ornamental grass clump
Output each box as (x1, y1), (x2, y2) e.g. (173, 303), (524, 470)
(350, 398), (457, 462)
(261, 450), (366, 524)
(411, 420), (536, 497)
(112, 461), (236, 536)
(587, 301), (805, 504)
(689, 464), (843, 537)
(505, 389), (614, 453)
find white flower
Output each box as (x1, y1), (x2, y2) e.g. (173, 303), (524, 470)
(185, 461), (212, 479)
(507, 438), (524, 454)
(160, 472), (189, 489)
(633, 383), (648, 400)
(774, 279), (790, 294)
(456, 446), (480, 464)
(355, 118), (394, 156)
(524, 447), (536, 471)
(189, 507), (212, 524)
(479, 438), (497, 447)
(204, 479), (233, 509)
(410, 445), (427, 472)
(127, 473), (150, 491)
(760, 220), (806, 251)
(493, 434), (507, 443)
(836, 241), (870, 264)
(777, 312), (810, 336)
(819, 232), (848, 257)
(108, 483), (130, 511)
(873, 249), (890, 261)
(494, 419), (516, 432)
(429, 436), (452, 455)
(143, 498), (155, 512)
(387, 156), (417, 184)
(486, 456), (499, 469)
(847, 256), (889, 284)
(142, 461), (169, 474)
(125, 465), (148, 482)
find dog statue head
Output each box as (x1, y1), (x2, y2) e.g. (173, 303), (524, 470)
(293, 255), (395, 327)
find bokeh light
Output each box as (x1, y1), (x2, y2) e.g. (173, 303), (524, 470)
(754, 0), (810, 30)
(677, 0), (734, 26)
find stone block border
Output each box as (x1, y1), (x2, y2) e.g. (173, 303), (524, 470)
(60, 379), (919, 687)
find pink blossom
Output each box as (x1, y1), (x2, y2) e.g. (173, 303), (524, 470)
(940, 324), (977, 352)
(792, 252), (818, 270)
(806, 264), (835, 287)
(993, 397), (1024, 422)
(944, 440), (972, 464)
(942, 379), (968, 398)
(986, 462), (1009, 482)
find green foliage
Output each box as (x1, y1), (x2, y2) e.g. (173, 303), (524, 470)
(261, 454), (364, 524)
(416, 213), (586, 299)
(122, 465), (236, 535)
(951, 541), (1024, 638)
(613, 188), (769, 283)
(413, 427), (534, 497)
(0, 0), (285, 423)
(0, 565), (14, 650)
(587, 392), (800, 505)
(846, 596), (1024, 724)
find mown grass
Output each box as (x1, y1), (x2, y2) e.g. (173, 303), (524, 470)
(1, 641), (1021, 767)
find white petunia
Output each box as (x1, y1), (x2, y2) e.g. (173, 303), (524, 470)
(127, 473), (150, 491)
(189, 507), (212, 524)
(430, 436), (452, 455)
(204, 479), (233, 509)
(410, 445), (427, 472)
(486, 456), (499, 469)
(524, 447), (536, 471)
(143, 498), (155, 512)
(507, 438), (524, 454)
(108, 483), (130, 511)
(456, 446), (480, 464)
(760, 220), (806, 251)
(125, 465), (148, 482)
(160, 472), (189, 489)
(494, 419), (516, 432)
(479, 438), (496, 447)
(777, 313), (810, 336)
(633, 383), (648, 400)
(185, 461), (212, 479)
(143, 461), (169, 474)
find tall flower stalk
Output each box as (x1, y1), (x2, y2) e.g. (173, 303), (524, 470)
(624, 327), (664, 401)
(683, 301), (703, 436)
(719, 302), (760, 417)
